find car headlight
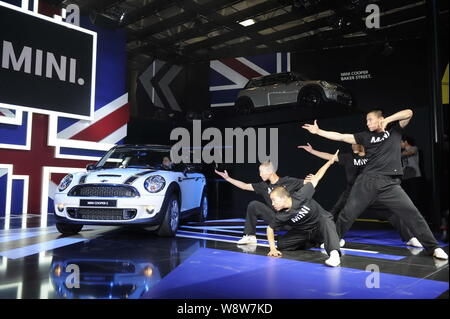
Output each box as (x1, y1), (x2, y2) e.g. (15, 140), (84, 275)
(54, 264), (62, 277)
(144, 175), (166, 193)
(58, 174), (73, 192)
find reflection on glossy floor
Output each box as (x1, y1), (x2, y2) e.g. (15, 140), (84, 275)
(0, 215), (448, 299)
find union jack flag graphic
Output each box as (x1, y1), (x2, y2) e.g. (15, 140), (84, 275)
(0, 0), (128, 229)
(209, 52), (291, 107)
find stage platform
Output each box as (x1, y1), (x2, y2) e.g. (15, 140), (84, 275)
(0, 215), (447, 299)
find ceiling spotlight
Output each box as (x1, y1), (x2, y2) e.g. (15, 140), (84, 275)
(239, 19), (255, 27)
(332, 16), (345, 29)
(119, 12), (125, 23)
(202, 110), (214, 121)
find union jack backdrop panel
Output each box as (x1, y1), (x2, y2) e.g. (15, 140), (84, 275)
(0, 112), (30, 149)
(0, 0), (128, 228)
(209, 53), (291, 107)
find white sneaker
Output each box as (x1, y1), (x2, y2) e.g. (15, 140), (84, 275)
(434, 258), (448, 269)
(320, 239), (345, 249)
(237, 235), (257, 245)
(433, 248), (448, 260)
(325, 250), (341, 267)
(406, 246), (423, 255)
(406, 237), (423, 248)
(237, 243), (257, 253)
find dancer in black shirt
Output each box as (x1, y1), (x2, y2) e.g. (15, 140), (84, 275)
(266, 151), (341, 267)
(215, 162), (306, 245)
(302, 109), (447, 259)
(298, 143), (422, 248)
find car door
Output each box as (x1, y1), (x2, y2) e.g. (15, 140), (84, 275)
(267, 76), (283, 105)
(282, 74), (302, 103)
(243, 78), (267, 108)
(177, 166), (204, 211)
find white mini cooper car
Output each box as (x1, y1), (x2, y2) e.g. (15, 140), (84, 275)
(54, 145), (208, 237)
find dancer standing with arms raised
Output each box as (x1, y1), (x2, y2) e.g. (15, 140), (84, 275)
(302, 109), (447, 259)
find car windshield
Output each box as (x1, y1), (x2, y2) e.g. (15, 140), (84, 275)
(244, 72), (310, 88)
(95, 148), (172, 169)
(244, 78), (264, 89)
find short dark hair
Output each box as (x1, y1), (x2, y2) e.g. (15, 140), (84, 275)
(367, 109), (384, 118)
(270, 186), (290, 199)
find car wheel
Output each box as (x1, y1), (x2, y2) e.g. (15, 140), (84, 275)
(196, 191), (208, 222)
(235, 97), (254, 115)
(158, 194), (180, 237)
(298, 87), (323, 107)
(56, 222), (83, 235)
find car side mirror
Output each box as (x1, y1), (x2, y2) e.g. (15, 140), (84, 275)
(183, 164), (197, 175)
(86, 164), (96, 171)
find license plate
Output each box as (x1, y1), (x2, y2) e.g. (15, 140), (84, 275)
(80, 199), (117, 207)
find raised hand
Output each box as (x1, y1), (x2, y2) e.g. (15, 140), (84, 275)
(302, 120), (320, 134)
(329, 150), (339, 164)
(304, 174), (314, 184)
(379, 118), (388, 132)
(214, 169), (229, 180)
(297, 143), (314, 153)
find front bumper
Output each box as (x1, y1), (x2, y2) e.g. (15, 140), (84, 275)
(54, 193), (166, 226)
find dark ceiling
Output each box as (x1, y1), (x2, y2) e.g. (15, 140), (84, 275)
(61, 0), (448, 69)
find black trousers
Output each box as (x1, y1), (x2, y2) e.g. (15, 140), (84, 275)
(277, 207), (341, 256)
(388, 213), (415, 242)
(332, 186), (414, 242)
(330, 187), (352, 217)
(335, 173), (440, 253)
(244, 201), (275, 235)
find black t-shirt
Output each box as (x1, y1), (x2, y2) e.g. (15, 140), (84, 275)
(354, 121), (403, 176)
(252, 176), (304, 206)
(338, 152), (368, 186)
(269, 183), (320, 232)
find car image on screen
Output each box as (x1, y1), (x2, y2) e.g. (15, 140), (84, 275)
(234, 72), (353, 113)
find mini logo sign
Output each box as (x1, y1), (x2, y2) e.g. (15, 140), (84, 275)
(0, 2), (96, 120)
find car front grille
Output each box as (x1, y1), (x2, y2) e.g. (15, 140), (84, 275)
(68, 184), (139, 197)
(67, 208), (137, 221)
(76, 261), (136, 274)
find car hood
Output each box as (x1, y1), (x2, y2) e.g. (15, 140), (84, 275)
(83, 168), (157, 184)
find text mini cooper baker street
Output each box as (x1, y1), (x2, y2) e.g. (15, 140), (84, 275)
(54, 145), (208, 236)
